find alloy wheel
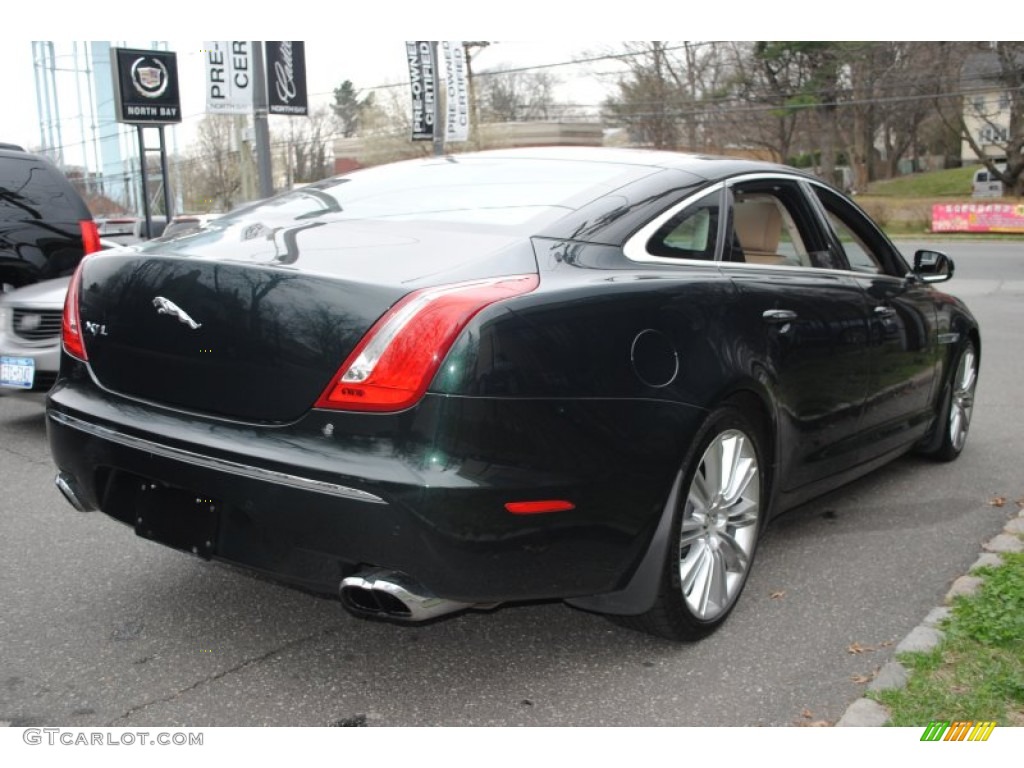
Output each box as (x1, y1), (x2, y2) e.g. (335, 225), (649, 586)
(949, 345), (977, 453)
(678, 429), (761, 621)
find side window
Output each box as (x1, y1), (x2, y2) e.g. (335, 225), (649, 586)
(726, 181), (832, 268)
(812, 186), (898, 276)
(821, 209), (883, 274)
(647, 191), (719, 260)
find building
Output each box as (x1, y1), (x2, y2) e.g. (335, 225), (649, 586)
(959, 50), (1020, 164)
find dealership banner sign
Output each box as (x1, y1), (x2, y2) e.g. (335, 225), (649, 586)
(443, 41), (470, 142)
(266, 41), (308, 115)
(111, 48), (181, 124)
(932, 202), (1024, 233)
(204, 41), (254, 115)
(406, 41), (438, 141)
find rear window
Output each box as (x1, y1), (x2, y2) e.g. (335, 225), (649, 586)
(0, 156), (84, 222)
(217, 157), (656, 230)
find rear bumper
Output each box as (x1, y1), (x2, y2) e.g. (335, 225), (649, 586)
(47, 379), (704, 604)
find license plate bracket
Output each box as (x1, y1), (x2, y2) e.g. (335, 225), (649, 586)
(134, 483), (220, 559)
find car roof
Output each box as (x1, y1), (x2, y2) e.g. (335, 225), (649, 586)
(0, 146), (46, 161)
(451, 146), (804, 181)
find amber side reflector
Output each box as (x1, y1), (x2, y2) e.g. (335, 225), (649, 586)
(504, 500), (576, 515)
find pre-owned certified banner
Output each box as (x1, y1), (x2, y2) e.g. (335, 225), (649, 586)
(406, 41), (437, 141)
(265, 41), (308, 116)
(204, 41), (253, 115)
(443, 41), (469, 142)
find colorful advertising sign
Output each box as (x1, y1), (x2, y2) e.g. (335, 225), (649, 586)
(932, 203), (1024, 233)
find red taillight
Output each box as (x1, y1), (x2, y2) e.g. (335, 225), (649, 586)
(79, 220), (101, 254)
(316, 274), (539, 412)
(62, 258), (89, 361)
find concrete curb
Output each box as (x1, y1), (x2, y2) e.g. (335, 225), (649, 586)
(835, 506), (1023, 726)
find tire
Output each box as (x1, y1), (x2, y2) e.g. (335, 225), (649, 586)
(928, 341), (978, 462)
(615, 406), (767, 641)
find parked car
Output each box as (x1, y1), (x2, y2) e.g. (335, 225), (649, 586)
(970, 164), (1006, 198)
(96, 215), (167, 245)
(1, 144), (101, 292)
(1, 239), (129, 395)
(47, 148), (980, 640)
(157, 213), (221, 240)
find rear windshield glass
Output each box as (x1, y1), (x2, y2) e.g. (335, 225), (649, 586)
(214, 157), (657, 230)
(0, 156), (83, 221)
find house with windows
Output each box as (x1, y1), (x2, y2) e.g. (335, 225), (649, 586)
(960, 51), (1017, 164)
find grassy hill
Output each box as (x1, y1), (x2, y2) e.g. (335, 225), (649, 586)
(857, 165), (1023, 235)
(866, 166), (978, 198)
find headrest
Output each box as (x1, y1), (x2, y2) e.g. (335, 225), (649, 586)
(733, 200), (782, 254)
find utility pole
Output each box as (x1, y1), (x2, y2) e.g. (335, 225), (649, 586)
(463, 41), (490, 149)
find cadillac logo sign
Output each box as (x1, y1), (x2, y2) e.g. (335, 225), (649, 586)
(131, 57), (169, 98)
(111, 47), (181, 124)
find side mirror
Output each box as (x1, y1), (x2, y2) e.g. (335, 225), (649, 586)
(913, 249), (954, 283)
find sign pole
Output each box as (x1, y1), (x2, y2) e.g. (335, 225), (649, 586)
(432, 41), (444, 157)
(136, 126), (153, 239)
(252, 42), (274, 199)
(158, 125), (173, 222)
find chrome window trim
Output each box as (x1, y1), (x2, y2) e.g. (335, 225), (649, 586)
(622, 170), (918, 283)
(622, 183), (726, 265)
(714, 261), (858, 280)
(48, 410), (388, 505)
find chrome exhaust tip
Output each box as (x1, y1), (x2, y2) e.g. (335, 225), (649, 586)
(54, 472), (93, 512)
(340, 568), (478, 622)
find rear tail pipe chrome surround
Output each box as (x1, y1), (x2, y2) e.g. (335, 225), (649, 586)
(340, 568), (492, 622)
(55, 472), (93, 512)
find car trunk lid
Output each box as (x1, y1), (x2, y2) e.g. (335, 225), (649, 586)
(77, 254), (409, 423)
(75, 224), (536, 423)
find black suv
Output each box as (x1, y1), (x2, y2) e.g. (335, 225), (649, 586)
(1, 145), (100, 292)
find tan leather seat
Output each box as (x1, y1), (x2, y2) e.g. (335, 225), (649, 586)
(733, 201), (787, 265)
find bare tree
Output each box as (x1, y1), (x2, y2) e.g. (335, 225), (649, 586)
(477, 67), (559, 122)
(721, 41), (808, 161)
(183, 116), (243, 211)
(600, 42), (751, 153)
(290, 107), (334, 184)
(602, 43), (687, 150)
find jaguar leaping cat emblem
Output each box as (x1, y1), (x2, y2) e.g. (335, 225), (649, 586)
(153, 296), (202, 330)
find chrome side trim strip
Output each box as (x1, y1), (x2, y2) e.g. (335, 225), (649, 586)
(49, 410), (387, 505)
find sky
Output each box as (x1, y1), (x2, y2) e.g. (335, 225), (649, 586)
(1, 37), (621, 166)
(0, 4), (988, 169)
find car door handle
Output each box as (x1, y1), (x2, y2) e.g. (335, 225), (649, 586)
(762, 309), (798, 325)
(873, 305), (896, 319)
